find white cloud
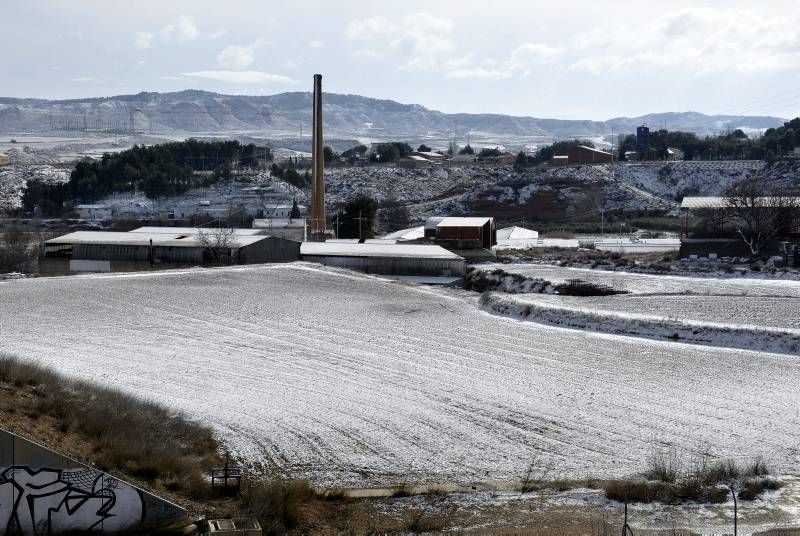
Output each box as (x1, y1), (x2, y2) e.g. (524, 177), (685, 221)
(217, 39), (263, 70)
(349, 49), (384, 60)
(134, 31), (154, 50)
(446, 43), (561, 80)
(209, 29), (229, 40)
(345, 13), (454, 72)
(344, 16), (391, 41)
(159, 15), (199, 42)
(308, 40), (324, 49)
(182, 70), (296, 84)
(70, 77), (103, 83)
(568, 7), (800, 75)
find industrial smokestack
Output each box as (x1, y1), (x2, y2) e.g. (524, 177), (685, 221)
(310, 74), (326, 240)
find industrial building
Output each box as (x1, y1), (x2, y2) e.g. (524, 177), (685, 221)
(424, 217), (497, 250)
(301, 242), (466, 278)
(41, 227), (300, 274)
(679, 196), (800, 258)
(636, 124), (650, 151)
(558, 145), (614, 165)
(252, 217), (307, 241)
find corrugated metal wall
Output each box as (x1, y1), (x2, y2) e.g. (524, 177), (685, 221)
(239, 237), (301, 263)
(73, 244), (204, 263)
(303, 255), (465, 277)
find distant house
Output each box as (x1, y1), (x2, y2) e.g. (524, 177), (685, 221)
(398, 155), (434, 169)
(77, 204), (112, 220)
(561, 145), (613, 165)
(252, 217), (307, 242)
(551, 155), (569, 166)
(666, 147), (684, 161)
(265, 204), (307, 218)
(449, 154), (477, 164)
(0, 153), (9, 166)
(410, 150), (446, 162)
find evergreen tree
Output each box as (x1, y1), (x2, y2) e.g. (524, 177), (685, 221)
(338, 194), (378, 239)
(290, 198), (301, 219)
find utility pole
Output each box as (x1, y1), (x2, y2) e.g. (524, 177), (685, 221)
(601, 206), (605, 236)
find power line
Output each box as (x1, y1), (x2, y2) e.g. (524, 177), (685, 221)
(716, 86), (800, 116)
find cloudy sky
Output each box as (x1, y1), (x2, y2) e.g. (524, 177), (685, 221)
(3, 0), (799, 120)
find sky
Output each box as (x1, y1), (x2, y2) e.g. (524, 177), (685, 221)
(2, 0), (800, 120)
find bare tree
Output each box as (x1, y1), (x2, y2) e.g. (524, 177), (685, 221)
(0, 226), (38, 274)
(724, 177), (799, 257)
(196, 227), (239, 265)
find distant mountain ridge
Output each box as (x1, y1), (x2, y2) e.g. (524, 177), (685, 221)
(0, 89), (786, 140)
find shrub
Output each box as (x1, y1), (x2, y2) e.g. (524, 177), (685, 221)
(239, 479), (317, 532)
(554, 279), (627, 296)
(739, 478), (783, 501)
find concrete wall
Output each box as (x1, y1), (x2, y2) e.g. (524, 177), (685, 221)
(0, 429), (186, 534)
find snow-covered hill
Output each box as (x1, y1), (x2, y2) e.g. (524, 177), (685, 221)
(0, 90), (785, 139)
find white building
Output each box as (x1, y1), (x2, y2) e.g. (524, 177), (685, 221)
(496, 226), (539, 248)
(77, 204), (113, 220)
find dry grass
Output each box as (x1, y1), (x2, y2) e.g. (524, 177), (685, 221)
(238, 479), (317, 535)
(605, 451), (781, 505)
(0, 354), (220, 498)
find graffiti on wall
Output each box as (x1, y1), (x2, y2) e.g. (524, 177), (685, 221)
(0, 465), (145, 534)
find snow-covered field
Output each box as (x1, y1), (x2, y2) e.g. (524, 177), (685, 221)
(2, 263), (800, 488)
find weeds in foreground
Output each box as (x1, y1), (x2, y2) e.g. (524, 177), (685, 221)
(0, 354), (220, 497)
(605, 449), (781, 505)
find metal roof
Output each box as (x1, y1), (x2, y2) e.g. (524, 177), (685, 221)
(382, 226), (425, 240)
(130, 226), (264, 236)
(435, 217), (494, 228)
(578, 145), (612, 155)
(252, 218), (306, 229)
(497, 226), (539, 240)
(46, 231), (268, 249)
(301, 242), (464, 260)
(680, 196), (800, 209)
(424, 217), (446, 230)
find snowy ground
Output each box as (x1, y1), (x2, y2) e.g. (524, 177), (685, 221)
(489, 263), (800, 296)
(1, 263), (800, 489)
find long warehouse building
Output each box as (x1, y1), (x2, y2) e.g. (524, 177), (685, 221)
(301, 242), (466, 278)
(42, 229), (300, 274)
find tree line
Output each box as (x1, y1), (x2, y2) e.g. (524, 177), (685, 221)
(616, 117), (800, 161)
(23, 140), (273, 215)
